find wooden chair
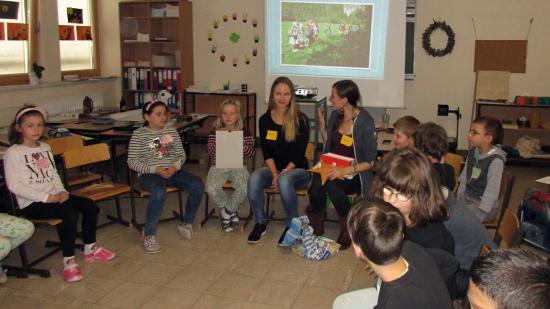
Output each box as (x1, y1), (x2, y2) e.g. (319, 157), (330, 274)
(265, 143), (315, 222)
(127, 168), (185, 233)
(494, 209), (521, 248)
(61, 143), (132, 228)
(45, 135), (102, 187)
(443, 152), (463, 192)
(1, 187), (83, 279)
(483, 171), (515, 230)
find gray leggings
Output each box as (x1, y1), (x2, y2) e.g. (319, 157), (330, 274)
(0, 214), (35, 261)
(206, 166), (249, 212)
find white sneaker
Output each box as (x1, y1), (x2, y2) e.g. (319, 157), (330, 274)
(143, 236), (161, 254)
(177, 223), (193, 240)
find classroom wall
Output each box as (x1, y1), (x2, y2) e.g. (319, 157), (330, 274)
(190, 0), (550, 149)
(388, 0), (550, 149)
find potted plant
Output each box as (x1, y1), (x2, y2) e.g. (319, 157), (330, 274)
(29, 62), (44, 85)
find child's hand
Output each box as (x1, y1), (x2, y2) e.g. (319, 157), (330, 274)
(155, 166), (167, 177)
(57, 192), (70, 203)
(271, 171), (280, 189)
(164, 166), (177, 178)
(46, 194), (60, 203)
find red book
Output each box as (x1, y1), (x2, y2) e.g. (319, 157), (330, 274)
(320, 152), (354, 167)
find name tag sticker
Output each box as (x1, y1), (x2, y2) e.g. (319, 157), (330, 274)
(471, 167), (481, 179)
(340, 135), (353, 147)
(266, 130), (278, 141)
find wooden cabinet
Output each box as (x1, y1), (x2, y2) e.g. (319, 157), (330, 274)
(476, 103), (550, 147)
(119, 0), (193, 110)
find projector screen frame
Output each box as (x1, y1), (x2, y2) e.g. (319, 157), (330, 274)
(267, 0), (389, 79)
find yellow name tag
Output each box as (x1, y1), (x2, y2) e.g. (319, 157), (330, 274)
(340, 134), (353, 147)
(471, 167), (481, 179)
(266, 130), (278, 141)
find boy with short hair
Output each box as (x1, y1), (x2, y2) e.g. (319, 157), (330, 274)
(457, 117), (506, 222)
(393, 116), (420, 149)
(333, 198), (452, 309)
(414, 122), (456, 190)
(468, 248), (550, 309)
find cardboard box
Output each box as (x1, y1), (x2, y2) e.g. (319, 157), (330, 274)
(320, 152), (354, 167)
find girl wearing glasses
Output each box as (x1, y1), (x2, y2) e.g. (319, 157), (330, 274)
(370, 147), (454, 254)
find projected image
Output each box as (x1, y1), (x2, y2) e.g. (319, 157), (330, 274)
(281, 3), (372, 68)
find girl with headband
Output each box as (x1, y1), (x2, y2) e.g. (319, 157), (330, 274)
(127, 100), (204, 253)
(4, 105), (116, 283)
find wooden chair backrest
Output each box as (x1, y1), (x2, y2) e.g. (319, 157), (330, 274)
(444, 152), (464, 177)
(305, 142), (315, 162)
(62, 143), (111, 169)
(44, 135), (84, 155)
(484, 171), (515, 229)
(496, 209), (521, 248)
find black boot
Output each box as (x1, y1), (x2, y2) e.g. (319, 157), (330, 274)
(305, 205), (325, 236)
(337, 216), (351, 250)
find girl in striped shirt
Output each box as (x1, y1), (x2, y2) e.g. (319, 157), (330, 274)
(128, 100), (204, 253)
(206, 99), (255, 232)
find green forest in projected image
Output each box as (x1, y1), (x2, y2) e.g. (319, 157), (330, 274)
(281, 3), (373, 68)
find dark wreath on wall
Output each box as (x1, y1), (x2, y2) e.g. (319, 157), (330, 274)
(422, 20), (455, 57)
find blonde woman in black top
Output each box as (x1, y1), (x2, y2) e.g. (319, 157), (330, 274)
(247, 77), (310, 245)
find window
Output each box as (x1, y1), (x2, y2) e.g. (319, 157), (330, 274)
(0, 0), (31, 84)
(57, 0), (99, 76)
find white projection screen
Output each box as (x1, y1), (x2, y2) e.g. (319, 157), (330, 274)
(266, 0), (405, 108)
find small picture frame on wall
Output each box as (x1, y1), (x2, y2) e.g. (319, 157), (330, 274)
(59, 25), (75, 40)
(77, 25), (93, 40)
(67, 7), (83, 24)
(0, 1), (19, 20)
(7, 22), (28, 40)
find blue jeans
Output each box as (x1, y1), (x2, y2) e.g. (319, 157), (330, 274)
(140, 169), (204, 236)
(247, 167), (311, 226)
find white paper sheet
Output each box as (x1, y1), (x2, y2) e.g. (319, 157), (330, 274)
(216, 130), (243, 169)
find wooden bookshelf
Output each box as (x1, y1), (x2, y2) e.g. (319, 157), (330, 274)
(119, 0), (194, 110)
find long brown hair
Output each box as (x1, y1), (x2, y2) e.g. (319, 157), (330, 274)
(370, 147), (449, 226)
(332, 80), (360, 130)
(267, 76), (301, 142)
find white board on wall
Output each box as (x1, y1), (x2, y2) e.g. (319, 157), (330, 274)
(265, 0), (405, 108)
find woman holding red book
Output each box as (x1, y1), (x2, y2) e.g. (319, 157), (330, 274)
(307, 80), (377, 249)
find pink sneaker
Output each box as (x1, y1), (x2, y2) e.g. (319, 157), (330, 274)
(84, 247), (116, 262)
(63, 264), (83, 283)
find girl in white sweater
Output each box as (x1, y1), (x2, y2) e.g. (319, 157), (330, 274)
(4, 106), (115, 283)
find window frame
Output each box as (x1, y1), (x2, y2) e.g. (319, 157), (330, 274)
(0, 0), (36, 86)
(58, 0), (101, 77)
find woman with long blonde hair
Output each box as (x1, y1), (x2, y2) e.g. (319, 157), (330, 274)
(247, 76), (310, 245)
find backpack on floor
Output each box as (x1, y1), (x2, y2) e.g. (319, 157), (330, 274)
(518, 188), (550, 252)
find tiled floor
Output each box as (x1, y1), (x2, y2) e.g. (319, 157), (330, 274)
(2, 145), (549, 308)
